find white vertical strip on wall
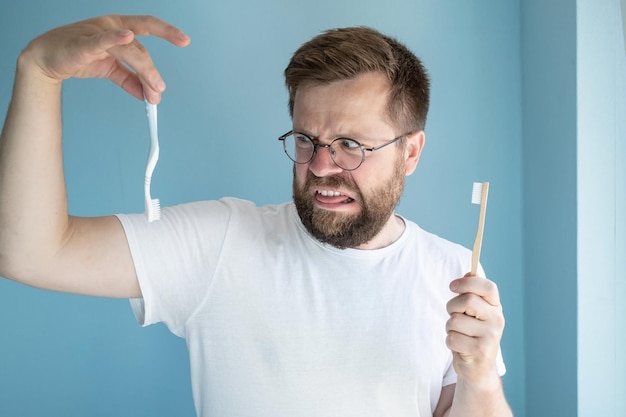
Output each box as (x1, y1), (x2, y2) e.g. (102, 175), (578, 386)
(615, 0), (626, 411)
(577, 0), (626, 416)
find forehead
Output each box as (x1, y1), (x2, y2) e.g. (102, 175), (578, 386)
(292, 72), (396, 137)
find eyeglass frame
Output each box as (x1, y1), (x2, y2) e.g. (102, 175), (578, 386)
(278, 130), (410, 171)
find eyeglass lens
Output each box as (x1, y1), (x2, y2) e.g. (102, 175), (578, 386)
(282, 132), (364, 170)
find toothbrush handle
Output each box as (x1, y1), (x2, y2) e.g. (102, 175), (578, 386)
(471, 182), (489, 276)
(144, 100), (160, 179)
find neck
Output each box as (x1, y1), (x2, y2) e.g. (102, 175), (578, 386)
(355, 213), (405, 250)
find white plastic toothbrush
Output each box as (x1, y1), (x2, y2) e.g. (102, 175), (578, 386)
(144, 99), (161, 222)
(470, 182), (489, 276)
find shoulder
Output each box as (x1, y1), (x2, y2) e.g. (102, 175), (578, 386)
(216, 198), (292, 223)
(403, 219), (472, 274)
(408, 221), (469, 256)
(183, 198), (296, 242)
(142, 198), (289, 225)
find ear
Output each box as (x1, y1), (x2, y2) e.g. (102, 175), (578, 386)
(403, 130), (425, 176)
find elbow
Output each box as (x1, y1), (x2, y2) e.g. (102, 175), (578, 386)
(0, 243), (43, 287)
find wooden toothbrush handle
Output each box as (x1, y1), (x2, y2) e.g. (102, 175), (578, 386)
(471, 182), (489, 276)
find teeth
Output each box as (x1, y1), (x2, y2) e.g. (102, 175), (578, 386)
(318, 190), (342, 197)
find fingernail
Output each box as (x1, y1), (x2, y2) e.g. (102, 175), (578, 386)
(156, 79), (166, 92)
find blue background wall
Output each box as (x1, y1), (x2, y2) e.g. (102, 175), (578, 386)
(0, 1), (623, 416)
(521, 1), (578, 415)
(522, 1), (625, 416)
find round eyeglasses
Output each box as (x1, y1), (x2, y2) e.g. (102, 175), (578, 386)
(278, 130), (407, 171)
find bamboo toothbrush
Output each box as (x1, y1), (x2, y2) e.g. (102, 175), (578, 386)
(470, 182), (489, 276)
(144, 99), (161, 222)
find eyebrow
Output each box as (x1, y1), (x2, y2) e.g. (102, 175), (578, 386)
(294, 129), (373, 144)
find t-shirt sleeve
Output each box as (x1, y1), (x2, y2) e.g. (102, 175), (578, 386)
(116, 200), (231, 337)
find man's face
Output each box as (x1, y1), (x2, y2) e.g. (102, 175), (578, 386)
(291, 72), (423, 249)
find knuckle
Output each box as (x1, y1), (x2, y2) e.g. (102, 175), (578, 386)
(446, 314), (457, 332)
(495, 312), (506, 330)
(445, 332), (457, 349)
(466, 292), (480, 305)
(484, 279), (499, 296)
(130, 40), (147, 54)
(143, 15), (159, 26)
(99, 14), (121, 29)
(485, 326), (501, 342)
(445, 298), (455, 314)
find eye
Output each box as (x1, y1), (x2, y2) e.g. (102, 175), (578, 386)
(339, 139), (358, 148)
(293, 133), (312, 147)
(336, 138), (362, 152)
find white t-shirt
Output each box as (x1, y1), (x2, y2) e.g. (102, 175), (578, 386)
(116, 198), (505, 417)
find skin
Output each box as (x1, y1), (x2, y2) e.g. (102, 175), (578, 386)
(0, 15), (512, 417)
(291, 73), (511, 416)
(292, 73), (424, 250)
(0, 15), (189, 297)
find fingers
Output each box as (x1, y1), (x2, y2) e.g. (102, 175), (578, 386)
(446, 296), (504, 357)
(445, 313), (502, 377)
(106, 40), (165, 102)
(105, 61), (145, 101)
(446, 311), (503, 343)
(449, 274), (501, 307)
(117, 15), (190, 47)
(87, 28), (136, 50)
(446, 327), (491, 364)
(446, 311), (486, 338)
(26, 15), (190, 103)
(95, 16), (190, 103)
(446, 275), (504, 326)
(70, 30), (163, 102)
(445, 273), (505, 378)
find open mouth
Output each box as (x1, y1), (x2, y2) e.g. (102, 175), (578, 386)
(315, 190), (355, 205)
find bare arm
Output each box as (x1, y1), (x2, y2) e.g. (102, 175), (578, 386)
(0, 15), (190, 298)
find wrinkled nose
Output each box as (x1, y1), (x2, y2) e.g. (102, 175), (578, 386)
(308, 145), (343, 177)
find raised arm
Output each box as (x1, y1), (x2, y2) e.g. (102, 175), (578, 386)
(0, 15), (190, 298)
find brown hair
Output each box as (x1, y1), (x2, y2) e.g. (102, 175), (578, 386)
(284, 26), (430, 133)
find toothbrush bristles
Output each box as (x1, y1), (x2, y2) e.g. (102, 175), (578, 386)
(147, 198), (161, 222)
(471, 182), (484, 205)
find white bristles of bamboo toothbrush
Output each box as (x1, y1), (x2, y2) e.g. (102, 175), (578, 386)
(470, 182), (489, 276)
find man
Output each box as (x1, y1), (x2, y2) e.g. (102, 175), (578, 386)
(0, 15), (512, 417)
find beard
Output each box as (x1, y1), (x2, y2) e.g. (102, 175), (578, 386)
(293, 155), (406, 249)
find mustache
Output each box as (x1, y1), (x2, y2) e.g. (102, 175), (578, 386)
(304, 172), (358, 192)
